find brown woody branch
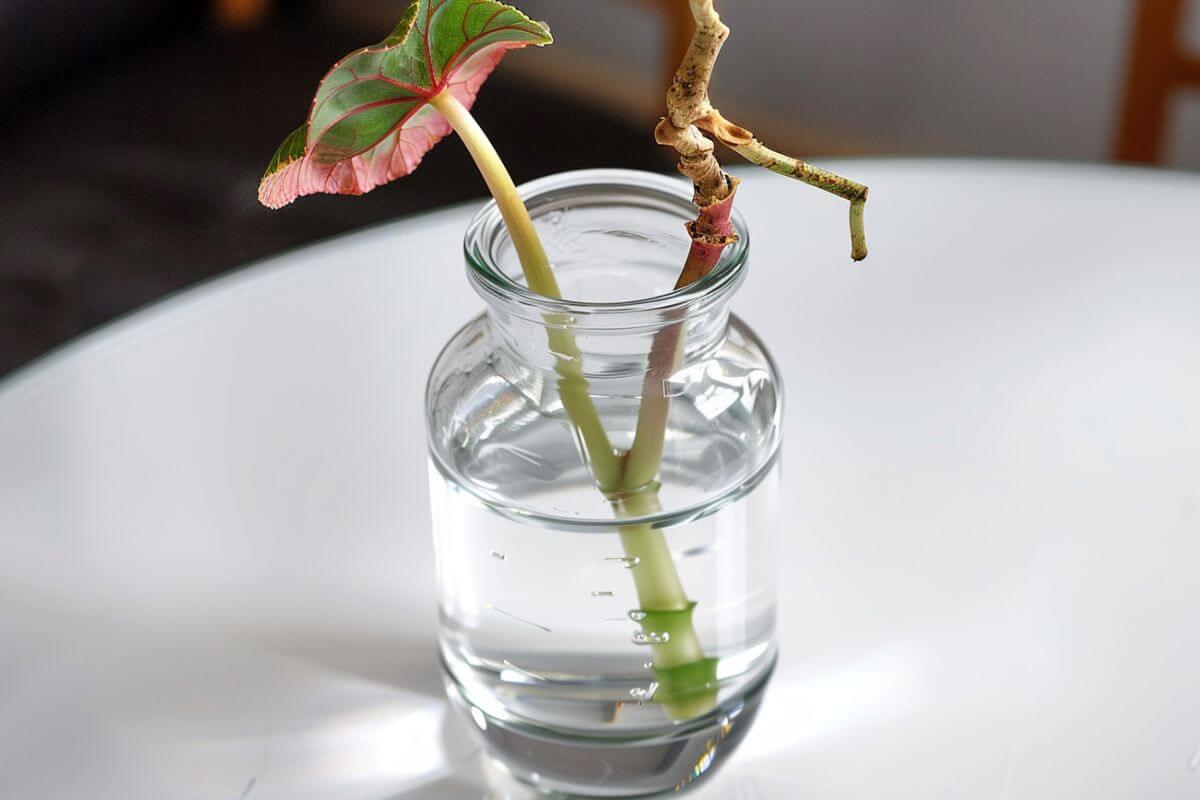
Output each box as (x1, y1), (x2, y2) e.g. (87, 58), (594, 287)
(658, 0), (870, 260)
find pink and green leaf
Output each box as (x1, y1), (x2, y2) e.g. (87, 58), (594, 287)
(259, 0), (551, 209)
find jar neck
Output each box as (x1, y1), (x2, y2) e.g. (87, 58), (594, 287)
(463, 169), (750, 379)
(485, 295), (735, 379)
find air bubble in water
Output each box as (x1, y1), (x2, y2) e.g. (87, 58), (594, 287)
(631, 631), (670, 645)
(490, 551), (507, 560)
(629, 682), (659, 705)
(604, 556), (640, 569)
(628, 609), (648, 622)
(591, 590), (614, 597)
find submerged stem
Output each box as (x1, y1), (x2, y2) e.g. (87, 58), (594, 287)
(605, 189), (742, 720)
(620, 326), (685, 493)
(616, 488), (715, 718)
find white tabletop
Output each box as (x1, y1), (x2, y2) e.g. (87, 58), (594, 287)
(1, 160), (1198, 800)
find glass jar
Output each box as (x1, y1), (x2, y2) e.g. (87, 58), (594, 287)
(426, 170), (782, 797)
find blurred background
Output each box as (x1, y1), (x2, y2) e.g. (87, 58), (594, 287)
(0, 0), (1197, 377)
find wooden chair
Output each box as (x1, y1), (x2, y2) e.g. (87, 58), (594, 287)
(213, 0), (273, 30)
(1115, 0), (1200, 163)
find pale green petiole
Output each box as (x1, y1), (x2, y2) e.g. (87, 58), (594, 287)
(430, 90), (623, 491)
(432, 89), (712, 717)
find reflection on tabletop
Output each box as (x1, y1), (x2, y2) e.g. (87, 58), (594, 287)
(5, 581), (897, 799)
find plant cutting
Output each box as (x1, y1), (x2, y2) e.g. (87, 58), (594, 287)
(260, 0), (869, 794)
(614, 0), (869, 724)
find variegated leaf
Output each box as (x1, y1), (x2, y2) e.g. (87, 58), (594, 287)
(260, 0), (550, 209)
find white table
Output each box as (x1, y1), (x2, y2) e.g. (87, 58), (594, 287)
(1, 160), (1198, 799)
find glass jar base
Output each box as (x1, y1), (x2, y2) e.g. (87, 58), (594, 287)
(443, 659), (775, 798)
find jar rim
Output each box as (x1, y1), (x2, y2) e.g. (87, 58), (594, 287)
(462, 169), (749, 318)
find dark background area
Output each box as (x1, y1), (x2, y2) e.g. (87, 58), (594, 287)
(0, 0), (667, 377)
(1, 0), (1194, 377)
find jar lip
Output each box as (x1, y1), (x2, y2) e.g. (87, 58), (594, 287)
(463, 169), (749, 318)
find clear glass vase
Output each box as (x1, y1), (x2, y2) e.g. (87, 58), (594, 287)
(426, 170), (782, 797)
